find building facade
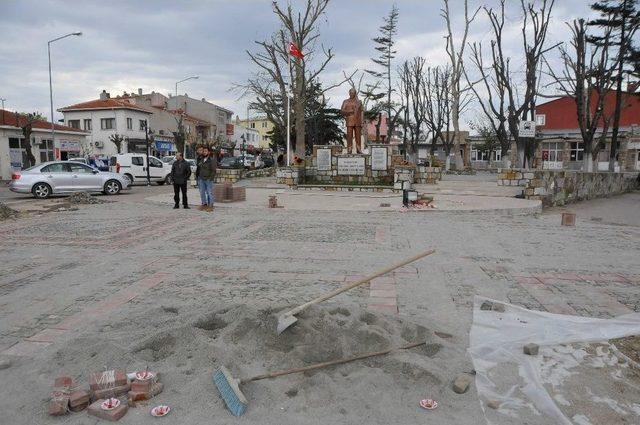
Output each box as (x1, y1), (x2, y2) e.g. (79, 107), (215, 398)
(236, 116), (273, 149)
(0, 109), (88, 180)
(535, 86), (640, 172)
(166, 94), (233, 142)
(59, 90), (152, 156)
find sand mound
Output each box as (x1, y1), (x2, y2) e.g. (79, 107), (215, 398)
(67, 192), (104, 204)
(0, 202), (18, 220)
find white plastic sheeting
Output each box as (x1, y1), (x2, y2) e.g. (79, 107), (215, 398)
(469, 296), (640, 424)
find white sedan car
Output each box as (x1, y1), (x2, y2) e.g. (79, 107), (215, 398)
(9, 161), (131, 199)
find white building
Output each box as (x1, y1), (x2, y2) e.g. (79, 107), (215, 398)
(0, 109), (89, 180)
(58, 90), (153, 156)
(228, 122), (261, 156)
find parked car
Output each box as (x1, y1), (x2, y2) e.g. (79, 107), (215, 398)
(9, 161), (130, 199)
(243, 154), (264, 169)
(260, 153), (275, 168)
(161, 156), (175, 164)
(164, 157), (197, 175)
(218, 156), (244, 169)
(110, 153), (173, 185)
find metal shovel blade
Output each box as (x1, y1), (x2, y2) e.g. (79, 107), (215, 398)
(276, 313), (298, 335)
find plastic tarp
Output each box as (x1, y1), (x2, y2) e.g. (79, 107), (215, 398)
(469, 296), (640, 424)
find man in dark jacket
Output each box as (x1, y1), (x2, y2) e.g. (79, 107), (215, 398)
(171, 153), (192, 209)
(198, 146), (217, 212)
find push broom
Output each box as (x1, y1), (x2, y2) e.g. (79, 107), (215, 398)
(276, 248), (435, 334)
(213, 341), (426, 417)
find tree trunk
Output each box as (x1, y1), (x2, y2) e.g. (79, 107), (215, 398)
(452, 101), (464, 169)
(294, 63), (305, 158)
(583, 155), (594, 172)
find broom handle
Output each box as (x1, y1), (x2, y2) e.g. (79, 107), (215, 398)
(287, 249), (435, 317)
(242, 341), (425, 383)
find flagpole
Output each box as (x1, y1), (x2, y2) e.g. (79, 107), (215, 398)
(287, 52), (291, 166)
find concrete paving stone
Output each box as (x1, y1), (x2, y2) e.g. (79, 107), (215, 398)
(368, 304), (398, 314)
(2, 340), (51, 357)
(25, 328), (67, 343)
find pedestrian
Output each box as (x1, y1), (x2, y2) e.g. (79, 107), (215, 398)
(198, 146), (217, 212)
(171, 152), (192, 209)
(196, 146), (209, 208)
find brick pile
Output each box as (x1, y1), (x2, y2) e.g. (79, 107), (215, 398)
(214, 182), (246, 203)
(48, 369), (164, 421)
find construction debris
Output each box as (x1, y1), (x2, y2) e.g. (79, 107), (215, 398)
(0, 202), (18, 220)
(452, 374), (473, 394)
(67, 192), (104, 204)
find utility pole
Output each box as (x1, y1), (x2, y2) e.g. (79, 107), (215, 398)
(144, 120), (152, 186)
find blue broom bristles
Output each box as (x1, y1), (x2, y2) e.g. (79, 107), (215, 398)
(214, 367), (248, 417)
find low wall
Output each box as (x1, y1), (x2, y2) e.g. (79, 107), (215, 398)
(414, 166), (442, 184)
(499, 168), (640, 206)
(215, 167), (275, 183)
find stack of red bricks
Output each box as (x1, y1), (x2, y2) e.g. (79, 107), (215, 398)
(48, 369), (163, 421)
(214, 182), (246, 203)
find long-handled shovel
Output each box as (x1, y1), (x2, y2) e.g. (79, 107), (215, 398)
(214, 340), (426, 417)
(276, 248), (435, 334)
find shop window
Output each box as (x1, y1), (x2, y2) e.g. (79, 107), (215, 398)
(542, 142), (564, 162)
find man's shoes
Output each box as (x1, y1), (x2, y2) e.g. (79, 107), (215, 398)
(206, 205), (214, 212)
(173, 205), (179, 209)
(183, 205), (190, 209)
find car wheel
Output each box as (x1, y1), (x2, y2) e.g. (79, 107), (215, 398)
(103, 179), (121, 195)
(32, 182), (52, 199)
(164, 175), (172, 185)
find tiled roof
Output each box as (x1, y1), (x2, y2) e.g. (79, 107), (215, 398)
(0, 109), (87, 133)
(58, 98), (151, 113)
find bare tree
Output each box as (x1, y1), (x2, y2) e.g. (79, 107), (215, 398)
(424, 66), (455, 170)
(441, 0), (480, 169)
(242, 0), (353, 159)
(465, 0), (557, 169)
(544, 19), (615, 171)
(109, 134), (125, 154)
(397, 58), (428, 161)
(172, 115), (186, 156)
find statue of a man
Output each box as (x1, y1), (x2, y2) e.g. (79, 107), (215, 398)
(340, 88), (363, 154)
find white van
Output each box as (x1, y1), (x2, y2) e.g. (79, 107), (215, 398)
(110, 153), (173, 185)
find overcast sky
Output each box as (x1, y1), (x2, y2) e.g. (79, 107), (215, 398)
(0, 0), (595, 128)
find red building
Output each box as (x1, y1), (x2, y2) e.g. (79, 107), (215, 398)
(534, 86), (640, 171)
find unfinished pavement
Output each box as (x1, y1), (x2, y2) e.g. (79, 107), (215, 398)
(0, 183), (638, 424)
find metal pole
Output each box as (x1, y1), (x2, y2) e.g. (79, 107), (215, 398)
(286, 53), (291, 165)
(145, 122), (151, 186)
(48, 41), (55, 146)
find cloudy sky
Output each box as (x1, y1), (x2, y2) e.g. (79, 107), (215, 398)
(0, 0), (595, 128)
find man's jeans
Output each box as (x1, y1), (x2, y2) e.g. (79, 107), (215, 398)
(198, 178), (214, 206)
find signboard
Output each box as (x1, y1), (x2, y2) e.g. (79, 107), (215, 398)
(226, 124), (234, 135)
(58, 140), (80, 151)
(155, 140), (175, 152)
(10, 148), (23, 170)
(317, 148), (332, 171)
(337, 156), (365, 175)
(371, 147), (388, 171)
(519, 120), (536, 138)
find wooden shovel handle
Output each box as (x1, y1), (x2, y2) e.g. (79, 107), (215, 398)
(288, 249), (435, 317)
(242, 341), (425, 383)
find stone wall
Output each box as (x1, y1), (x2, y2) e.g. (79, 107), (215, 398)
(215, 169), (243, 183)
(276, 166), (305, 186)
(499, 168), (640, 206)
(244, 167), (275, 179)
(414, 166), (442, 184)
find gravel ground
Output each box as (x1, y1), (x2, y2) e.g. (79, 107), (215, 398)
(0, 183), (638, 424)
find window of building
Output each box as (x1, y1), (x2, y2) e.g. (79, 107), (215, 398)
(535, 114), (546, 126)
(131, 156), (144, 166)
(39, 139), (54, 163)
(126, 118), (133, 130)
(9, 137), (22, 149)
(83, 119), (92, 131)
(251, 122), (256, 129)
(494, 150), (502, 161)
(542, 141), (564, 162)
(570, 142), (584, 161)
(101, 118), (115, 130)
(262, 122), (267, 128)
(159, 130), (164, 135)
(139, 120), (147, 131)
(68, 120), (80, 129)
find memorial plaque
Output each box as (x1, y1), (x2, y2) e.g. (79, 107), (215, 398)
(317, 148), (332, 171)
(337, 156), (366, 175)
(371, 147), (388, 171)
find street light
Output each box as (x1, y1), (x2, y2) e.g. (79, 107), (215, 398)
(143, 120), (153, 186)
(0, 98), (6, 124)
(175, 76), (199, 97)
(48, 32), (82, 146)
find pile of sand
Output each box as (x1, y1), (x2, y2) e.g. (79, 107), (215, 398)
(0, 202), (18, 220)
(67, 192), (104, 205)
(30, 304), (454, 423)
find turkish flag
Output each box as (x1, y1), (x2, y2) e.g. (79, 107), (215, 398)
(288, 42), (304, 59)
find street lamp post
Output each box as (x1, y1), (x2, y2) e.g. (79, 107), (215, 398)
(48, 32), (82, 145)
(144, 121), (153, 186)
(175, 76), (199, 97)
(0, 98), (5, 124)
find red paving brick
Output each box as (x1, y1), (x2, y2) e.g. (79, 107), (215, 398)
(370, 289), (397, 298)
(368, 304), (398, 314)
(514, 276), (542, 285)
